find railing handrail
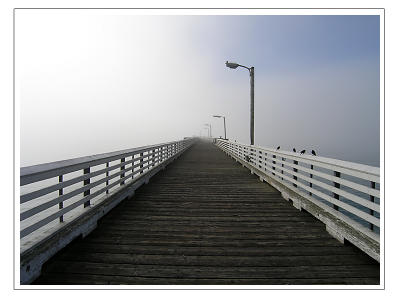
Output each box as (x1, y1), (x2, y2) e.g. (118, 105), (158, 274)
(20, 140), (183, 186)
(20, 138), (194, 244)
(224, 140), (379, 181)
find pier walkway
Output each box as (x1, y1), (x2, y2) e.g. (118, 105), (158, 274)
(33, 141), (379, 285)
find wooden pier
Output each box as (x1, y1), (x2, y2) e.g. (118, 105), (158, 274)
(33, 141), (379, 285)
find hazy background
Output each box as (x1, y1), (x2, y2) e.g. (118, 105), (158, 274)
(16, 11), (380, 167)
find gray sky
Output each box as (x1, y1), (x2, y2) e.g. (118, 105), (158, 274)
(16, 11), (381, 167)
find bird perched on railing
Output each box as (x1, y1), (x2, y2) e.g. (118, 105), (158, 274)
(300, 150), (306, 155)
(293, 148), (296, 152)
(311, 150), (317, 156)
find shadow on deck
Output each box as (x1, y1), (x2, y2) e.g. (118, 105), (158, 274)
(34, 140), (379, 285)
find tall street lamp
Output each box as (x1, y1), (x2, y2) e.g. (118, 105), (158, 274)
(225, 61), (255, 145)
(213, 115), (226, 140)
(204, 123), (212, 138)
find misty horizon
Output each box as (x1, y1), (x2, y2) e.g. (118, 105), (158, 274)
(16, 11), (381, 167)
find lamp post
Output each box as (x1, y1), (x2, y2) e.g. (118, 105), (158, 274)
(213, 115), (226, 140)
(225, 61), (254, 145)
(204, 127), (209, 137)
(204, 123), (212, 138)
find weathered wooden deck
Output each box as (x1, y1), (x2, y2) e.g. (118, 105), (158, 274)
(34, 141), (379, 285)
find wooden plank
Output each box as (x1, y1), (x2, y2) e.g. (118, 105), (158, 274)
(97, 226), (326, 235)
(34, 273), (379, 285)
(41, 261), (379, 279)
(55, 253), (375, 268)
(82, 236), (350, 248)
(61, 243), (361, 256)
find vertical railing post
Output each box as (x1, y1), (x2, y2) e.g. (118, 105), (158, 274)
(272, 153), (276, 176)
(309, 164), (313, 196)
(120, 157), (125, 186)
(83, 167), (90, 208)
(140, 152), (144, 174)
(131, 156), (134, 179)
(263, 153), (267, 171)
(152, 149), (155, 167)
(106, 162), (110, 194)
(333, 171), (341, 210)
(148, 150), (152, 169)
(164, 145), (167, 161)
(370, 181), (376, 230)
(281, 157), (285, 180)
(58, 175), (63, 222)
(293, 158), (298, 188)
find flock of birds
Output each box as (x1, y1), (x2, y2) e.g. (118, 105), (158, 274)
(244, 146), (317, 163)
(276, 146), (317, 156)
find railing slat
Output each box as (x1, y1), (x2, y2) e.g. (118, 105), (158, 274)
(219, 141), (379, 183)
(20, 141), (179, 186)
(252, 155), (381, 221)
(21, 152), (154, 204)
(250, 155), (380, 213)
(216, 139), (380, 230)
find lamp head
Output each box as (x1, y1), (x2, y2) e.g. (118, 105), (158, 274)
(225, 61), (239, 69)
(213, 115), (222, 118)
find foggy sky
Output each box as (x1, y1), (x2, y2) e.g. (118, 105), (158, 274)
(16, 11), (380, 167)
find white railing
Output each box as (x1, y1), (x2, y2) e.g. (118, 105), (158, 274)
(216, 139), (380, 243)
(20, 138), (194, 248)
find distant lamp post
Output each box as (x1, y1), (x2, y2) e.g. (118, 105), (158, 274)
(203, 126), (210, 138)
(225, 61), (255, 145)
(204, 123), (212, 138)
(213, 115), (226, 140)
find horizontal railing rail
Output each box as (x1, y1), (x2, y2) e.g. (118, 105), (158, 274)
(216, 139), (380, 243)
(20, 139), (194, 245)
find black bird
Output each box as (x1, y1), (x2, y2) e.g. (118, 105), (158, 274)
(293, 148), (296, 152)
(311, 150), (317, 156)
(300, 150), (306, 155)
(276, 146), (280, 150)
